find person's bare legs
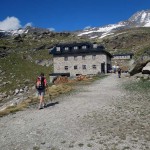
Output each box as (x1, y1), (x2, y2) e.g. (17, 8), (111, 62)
(39, 95), (46, 109)
(38, 90), (46, 109)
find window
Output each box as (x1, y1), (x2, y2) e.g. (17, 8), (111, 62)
(64, 56), (68, 61)
(74, 65), (78, 70)
(82, 55), (86, 60)
(92, 55), (96, 60)
(64, 66), (68, 70)
(65, 47), (69, 50)
(82, 65), (86, 69)
(56, 47), (60, 52)
(74, 46), (78, 50)
(82, 46), (87, 49)
(92, 65), (96, 69)
(93, 43), (97, 48)
(74, 56), (77, 60)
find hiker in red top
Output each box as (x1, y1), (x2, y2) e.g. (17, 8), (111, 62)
(36, 73), (47, 109)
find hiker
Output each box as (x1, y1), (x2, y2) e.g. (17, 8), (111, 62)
(36, 73), (47, 109)
(118, 67), (121, 78)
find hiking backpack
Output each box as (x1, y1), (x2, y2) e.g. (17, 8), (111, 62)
(36, 76), (45, 90)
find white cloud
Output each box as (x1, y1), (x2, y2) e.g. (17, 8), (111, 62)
(24, 22), (32, 28)
(0, 16), (32, 31)
(0, 16), (21, 31)
(84, 26), (91, 30)
(48, 28), (55, 31)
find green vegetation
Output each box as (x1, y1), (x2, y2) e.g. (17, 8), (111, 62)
(100, 27), (150, 59)
(0, 53), (52, 93)
(78, 143), (84, 147)
(124, 79), (150, 93)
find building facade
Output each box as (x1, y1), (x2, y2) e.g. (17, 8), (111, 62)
(112, 53), (133, 60)
(50, 42), (112, 77)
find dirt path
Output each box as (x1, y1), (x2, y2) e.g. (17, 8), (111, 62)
(0, 74), (149, 150)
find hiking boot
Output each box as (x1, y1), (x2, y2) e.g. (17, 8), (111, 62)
(38, 104), (44, 110)
(43, 103), (47, 108)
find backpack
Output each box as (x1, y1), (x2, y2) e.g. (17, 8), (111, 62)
(36, 76), (45, 90)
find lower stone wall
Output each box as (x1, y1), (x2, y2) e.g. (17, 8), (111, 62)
(53, 54), (109, 76)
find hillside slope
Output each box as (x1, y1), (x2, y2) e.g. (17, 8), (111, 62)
(99, 27), (150, 58)
(0, 31), (89, 98)
(0, 26), (150, 104)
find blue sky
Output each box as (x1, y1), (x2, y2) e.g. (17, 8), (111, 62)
(0, 0), (150, 31)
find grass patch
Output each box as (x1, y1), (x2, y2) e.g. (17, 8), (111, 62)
(47, 84), (73, 99)
(0, 84), (72, 117)
(87, 143), (92, 147)
(124, 79), (150, 93)
(78, 143), (84, 147)
(0, 53), (52, 93)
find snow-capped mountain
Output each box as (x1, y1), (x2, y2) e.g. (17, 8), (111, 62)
(1, 10), (150, 39)
(129, 10), (150, 27)
(0, 26), (50, 37)
(77, 10), (150, 39)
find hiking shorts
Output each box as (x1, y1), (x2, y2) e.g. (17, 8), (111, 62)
(37, 89), (45, 96)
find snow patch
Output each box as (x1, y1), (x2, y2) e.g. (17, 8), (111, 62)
(144, 22), (150, 27)
(90, 36), (98, 39)
(141, 12), (147, 22)
(78, 24), (125, 37)
(100, 32), (114, 39)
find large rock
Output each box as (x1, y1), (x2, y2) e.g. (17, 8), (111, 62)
(142, 62), (150, 74)
(129, 60), (150, 76)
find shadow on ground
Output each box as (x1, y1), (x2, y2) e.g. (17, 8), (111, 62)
(45, 102), (59, 108)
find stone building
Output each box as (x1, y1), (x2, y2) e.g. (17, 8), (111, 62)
(49, 42), (112, 77)
(112, 53), (133, 60)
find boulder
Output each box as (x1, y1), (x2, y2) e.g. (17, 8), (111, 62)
(129, 60), (150, 76)
(142, 62), (150, 74)
(15, 89), (19, 95)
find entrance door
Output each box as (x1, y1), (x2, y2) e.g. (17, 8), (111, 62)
(101, 63), (105, 73)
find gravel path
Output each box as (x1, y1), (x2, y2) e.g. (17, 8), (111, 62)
(0, 74), (149, 150)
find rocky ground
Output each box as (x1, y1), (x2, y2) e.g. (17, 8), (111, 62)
(0, 74), (149, 150)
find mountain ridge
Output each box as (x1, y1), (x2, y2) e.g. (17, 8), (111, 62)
(76, 9), (150, 39)
(1, 9), (150, 39)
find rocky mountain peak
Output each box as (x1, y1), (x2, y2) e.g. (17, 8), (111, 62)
(128, 10), (150, 27)
(76, 9), (150, 39)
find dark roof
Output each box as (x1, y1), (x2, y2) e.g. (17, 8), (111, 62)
(55, 42), (93, 48)
(49, 42), (112, 57)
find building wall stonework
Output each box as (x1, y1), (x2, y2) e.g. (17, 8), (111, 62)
(53, 54), (108, 76)
(113, 55), (131, 60)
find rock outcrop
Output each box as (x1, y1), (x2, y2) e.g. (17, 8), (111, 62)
(142, 62), (150, 74)
(129, 60), (150, 76)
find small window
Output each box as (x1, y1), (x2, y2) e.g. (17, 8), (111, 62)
(64, 66), (68, 70)
(92, 65), (96, 69)
(74, 46), (78, 50)
(74, 56), (77, 60)
(82, 65), (86, 69)
(93, 44), (97, 48)
(65, 47), (69, 50)
(82, 46), (87, 49)
(56, 47), (60, 52)
(74, 65), (78, 70)
(82, 55), (86, 60)
(92, 55), (96, 60)
(64, 56), (68, 61)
